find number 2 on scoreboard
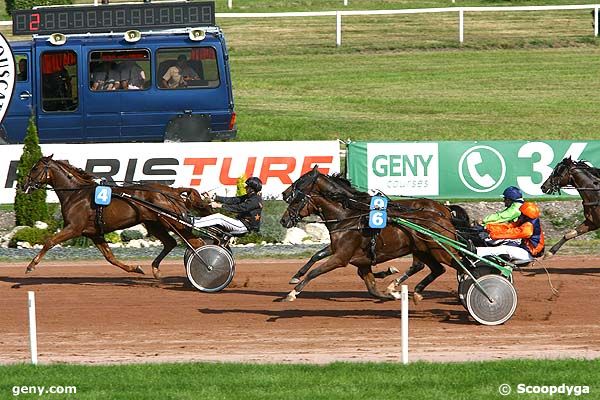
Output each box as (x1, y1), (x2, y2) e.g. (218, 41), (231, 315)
(29, 13), (40, 31)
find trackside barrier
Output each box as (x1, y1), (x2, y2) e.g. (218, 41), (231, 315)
(214, 5), (600, 45)
(1, 5), (598, 43)
(401, 285), (408, 365)
(28, 291), (38, 365)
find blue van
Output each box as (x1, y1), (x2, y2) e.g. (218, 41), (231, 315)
(1, 2), (236, 143)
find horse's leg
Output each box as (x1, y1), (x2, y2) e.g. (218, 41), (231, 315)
(284, 254), (351, 302)
(289, 245), (331, 284)
(372, 265), (400, 279)
(144, 222), (178, 280)
(91, 237), (145, 274)
(357, 266), (400, 300)
(412, 255), (446, 304)
(25, 227), (81, 273)
(546, 220), (596, 258)
(385, 258), (425, 295)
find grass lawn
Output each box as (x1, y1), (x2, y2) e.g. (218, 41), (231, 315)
(1, 1), (600, 142)
(0, 359), (598, 399)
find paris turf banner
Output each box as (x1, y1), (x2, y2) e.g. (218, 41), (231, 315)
(347, 140), (600, 199)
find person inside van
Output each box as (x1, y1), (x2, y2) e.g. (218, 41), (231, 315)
(91, 62), (121, 90)
(119, 61), (146, 90)
(161, 55), (199, 88)
(17, 58), (27, 81)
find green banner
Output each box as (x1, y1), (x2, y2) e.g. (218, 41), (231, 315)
(347, 141), (600, 199)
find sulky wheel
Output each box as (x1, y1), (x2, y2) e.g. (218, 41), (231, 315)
(466, 274), (517, 326)
(457, 265), (513, 309)
(186, 245), (235, 292)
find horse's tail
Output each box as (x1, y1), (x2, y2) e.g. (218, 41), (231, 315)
(447, 204), (471, 229)
(176, 188), (213, 216)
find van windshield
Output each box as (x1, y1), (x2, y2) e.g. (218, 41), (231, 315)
(89, 50), (151, 91)
(157, 47), (219, 89)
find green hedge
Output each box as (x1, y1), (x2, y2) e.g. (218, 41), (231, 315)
(8, 227), (51, 247)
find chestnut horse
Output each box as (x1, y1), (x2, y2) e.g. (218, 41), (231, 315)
(282, 171), (466, 288)
(541, 157), (600, 257)
(21, 155), (210, 278)
(280, 167), (460, 302)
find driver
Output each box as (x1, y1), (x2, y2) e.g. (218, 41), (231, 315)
(193, 177), (263, 235)
(476, 201), (545, 263)
(481, 186), (524, 226)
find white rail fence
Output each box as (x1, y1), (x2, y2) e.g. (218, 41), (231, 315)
(216, 5), (600, 46)
(1, 4), (598, 45)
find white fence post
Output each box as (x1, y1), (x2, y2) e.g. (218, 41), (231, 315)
(595, 7), (598, 37)
(401, 285), (409, 365)
(28, 291), (38, 365)
(459, 8), (464, 43)
(344, 0), (348, 6)
(336, 11), (342, 46)
(228, 0), (232, 10)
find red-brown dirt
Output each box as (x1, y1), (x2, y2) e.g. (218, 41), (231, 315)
(1, 255), (599, 364)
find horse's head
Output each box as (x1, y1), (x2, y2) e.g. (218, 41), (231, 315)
(21, 155), (54, 194)
(541, 157), (575, 195)
(280, 166), (322, 228)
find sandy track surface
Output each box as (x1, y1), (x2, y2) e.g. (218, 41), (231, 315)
(1, 256), (599, 364)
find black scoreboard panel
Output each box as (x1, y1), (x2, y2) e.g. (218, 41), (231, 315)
(12, 2), (215, 35)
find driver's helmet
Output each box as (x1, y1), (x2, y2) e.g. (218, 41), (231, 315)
(502, 186), (523, 202)
(245, 177), (263, 193)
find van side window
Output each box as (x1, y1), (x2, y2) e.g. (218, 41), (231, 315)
(89, 50), (150, 91)
(41, 50), (77, 112)
(157, 47), (219, 89)
(16, 55), (28, 81)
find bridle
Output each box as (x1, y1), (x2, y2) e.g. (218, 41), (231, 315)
(23, 159), (51, 193)
(545, 162), (571, 194)
(284, 173), (320, 226)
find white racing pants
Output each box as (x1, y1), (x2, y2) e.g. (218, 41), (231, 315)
(476, 245), (534, 264)
(193, 213), (248, 235)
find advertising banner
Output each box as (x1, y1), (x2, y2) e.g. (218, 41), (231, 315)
(347, 140), (600, 199)
(0, 141), (340, 203)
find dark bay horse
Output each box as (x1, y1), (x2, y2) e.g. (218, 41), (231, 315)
(541, 157), (600, 257)
(282, 171), (465, 288)
(22, 155), (210, 278)
(280, 167), (460, 302)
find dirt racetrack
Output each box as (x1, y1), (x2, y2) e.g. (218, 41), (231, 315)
(1, 255), (599, 364)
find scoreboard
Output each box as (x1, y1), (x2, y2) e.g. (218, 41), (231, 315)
(12, 2), (215, 35)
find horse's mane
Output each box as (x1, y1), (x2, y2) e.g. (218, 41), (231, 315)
(52, 158), (96, 182)
(573, 159), (600, 179)
(323, 173), (371, 202)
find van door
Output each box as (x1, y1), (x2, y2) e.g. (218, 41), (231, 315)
(83, 50), (126, 142)
(1, 51), (33, 143)
(36, 47), (84, 142)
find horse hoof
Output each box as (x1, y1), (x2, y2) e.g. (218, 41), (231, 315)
(543, 252), (554, 260)
(152, 267), (161, 280)
(283, 290), (298, 302)
(412, 292), (423, 305)
(133, 266), (145, 274)
(385, 281), (397, 295)
(25, 266), (35, 274)
(389, 291), (401, 300)
(388, 267), (400, 274)
(289, 277), (300, 285)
